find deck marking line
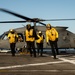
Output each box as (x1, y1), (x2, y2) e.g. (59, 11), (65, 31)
(0, 61), (65, 69)
(59, 58), (75, 65)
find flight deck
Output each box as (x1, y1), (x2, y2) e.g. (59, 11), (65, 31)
(0, 52), (75, 75)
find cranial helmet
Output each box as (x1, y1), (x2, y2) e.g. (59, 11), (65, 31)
(9, 29), (14, 32)
(27, 24), (31, 27)
(38, 31), (42, 33)
(26, 24), (31, 30)
(46, 23), (51, 28)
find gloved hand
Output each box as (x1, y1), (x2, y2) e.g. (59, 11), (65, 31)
(56, 38), (58, 42)
(47, 42), (49, 46)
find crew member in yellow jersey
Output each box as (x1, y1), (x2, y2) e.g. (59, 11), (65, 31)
(8, 29), (18, 56)
(36, 31), (45, 56)
(46, 23), (59, 59)
(25, 24), (37, 57)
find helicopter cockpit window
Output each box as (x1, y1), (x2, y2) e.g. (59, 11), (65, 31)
(17, 33), (24, 42)
(3, 34), (8, 40)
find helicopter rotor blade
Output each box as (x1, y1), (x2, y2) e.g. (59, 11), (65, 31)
(1, 8), (75, 26)
(1, 8), (75, 22)
(41, 19), (75, 21)
(0, 8), (46, 26)
(0, 21), (27, 23)
(0, 8), (33, 21)
(0, 20), (46, 26)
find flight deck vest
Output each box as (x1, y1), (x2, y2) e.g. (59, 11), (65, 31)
(25, 29), (35, 42)
(8, 33), (18, 43)
(36, 35), (44, 43)
(46, 28), (58, 42)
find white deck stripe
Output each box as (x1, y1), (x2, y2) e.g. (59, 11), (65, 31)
(0, 61), (65, 69)
(59, 58), (75, 65)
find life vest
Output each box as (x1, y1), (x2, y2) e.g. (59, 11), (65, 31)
(46, 28), (58, 42)
(8, 33), (18, 43)
(36, 35), (44, 43)
(25, 29), (35, 42)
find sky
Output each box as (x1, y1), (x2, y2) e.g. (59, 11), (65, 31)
(0, 0), (75, 34)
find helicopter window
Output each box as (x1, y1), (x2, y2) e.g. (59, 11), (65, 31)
(3, 34), (8, 40)
(17, 33), (24, 42)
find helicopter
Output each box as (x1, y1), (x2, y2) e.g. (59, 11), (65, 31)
(0, 8), (75, 52)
